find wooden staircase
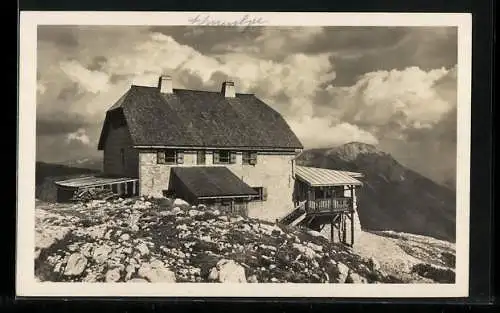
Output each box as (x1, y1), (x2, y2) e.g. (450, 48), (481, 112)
(278, 201), (307, 226)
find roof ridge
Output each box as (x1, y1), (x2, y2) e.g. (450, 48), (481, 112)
(130, 84), (254, 96)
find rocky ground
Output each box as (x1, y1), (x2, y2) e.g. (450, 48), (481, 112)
(35, 197), (455, 284)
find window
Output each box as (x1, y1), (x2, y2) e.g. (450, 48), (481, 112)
(196, 150), (206, 165)
(213, 150), (236, 164)
(157, 150), (184, 164)
(242, 151), (258, 165)
(252, 187), (267, 201)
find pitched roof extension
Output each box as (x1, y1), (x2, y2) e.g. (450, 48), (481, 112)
(171, 167), (259, 199)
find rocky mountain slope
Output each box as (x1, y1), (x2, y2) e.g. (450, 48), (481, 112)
(35, 197), (455, 284)
(296, 142), (456, 242)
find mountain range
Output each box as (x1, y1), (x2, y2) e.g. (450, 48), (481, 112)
(296, 142), (456, 242)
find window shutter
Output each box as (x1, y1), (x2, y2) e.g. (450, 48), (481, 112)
(262, 187), (268, 201)
(157, 151), (165, 164)
(230, 152), (237, 164)
(176, 151), (184, 164)
(197, 151), (205, 164)
(213, 151), (220, 164)
(250, 152), (257, 164)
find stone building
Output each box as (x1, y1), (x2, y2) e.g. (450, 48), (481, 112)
(96, 75), (305, 221)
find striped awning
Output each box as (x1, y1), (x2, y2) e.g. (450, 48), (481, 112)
(295, 166), (363, 187)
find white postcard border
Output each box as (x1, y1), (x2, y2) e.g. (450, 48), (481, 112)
(17, 11), (472, 298)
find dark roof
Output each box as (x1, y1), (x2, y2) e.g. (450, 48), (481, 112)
(98, 85), (303, 150)
(171, 167), (259, 198)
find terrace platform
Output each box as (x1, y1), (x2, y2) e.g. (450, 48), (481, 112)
(54, 175), (139, 202)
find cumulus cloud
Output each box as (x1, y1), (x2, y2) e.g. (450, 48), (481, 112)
(317, 66), (456, 139)
(60, 60), (110, 93)
(66, 128), (91, 145)
(289, 118), (379, 149)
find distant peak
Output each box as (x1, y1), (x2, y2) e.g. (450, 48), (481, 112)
(343, 141), (381, 151)
(328, 142), (386, 161)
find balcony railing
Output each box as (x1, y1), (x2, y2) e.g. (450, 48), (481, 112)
(305, 197), (353, 213)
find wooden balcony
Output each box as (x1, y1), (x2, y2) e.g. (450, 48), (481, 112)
(305, 197), (353, 214)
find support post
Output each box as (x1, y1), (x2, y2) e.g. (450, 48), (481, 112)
(337, 215), (342, 243)
(124, 182), (128, 195)
(350, 185), (355, 211)
(342, 213), (347, 243)
(350, 211), (354, 246)
(132, 181), (136, 195)
(330, 217), (334, 243)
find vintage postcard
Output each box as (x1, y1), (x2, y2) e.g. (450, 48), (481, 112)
(17, 11), (472, 297)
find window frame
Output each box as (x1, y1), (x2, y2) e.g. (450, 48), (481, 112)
(157, 149), (182, 165)
(214, 150), (236, 164)
(252, 187), (267, 201)
(242, 151), (258, 165)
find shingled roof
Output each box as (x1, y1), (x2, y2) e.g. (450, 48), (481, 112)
(98, 82), (303, 150)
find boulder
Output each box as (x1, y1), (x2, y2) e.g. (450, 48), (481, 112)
(63, 253), (87, 276)
(212, 259), (247, 283)
(131, 224), (140, 232)
(197, 204), (207, 210)
(79, 243), (94, 258)
(247, 275), (259, 283)
(306, 242), (323, 252)
(208, 268), (219, 281)
(347, 272), (367, 283)
(292, 243), (317, 259)
(120, 233), (131, 241)
(171, 207), (183, 215)
(93, 245), (112, 264)
(188, 209), (201, 217)
(173, 198), (189, 207)
(135, 242), (150, 256)
(125, 264), (136, 281)
(138, 262), (176, 283)
(105, 268), (121, 282)
(337, 262), (349, 283)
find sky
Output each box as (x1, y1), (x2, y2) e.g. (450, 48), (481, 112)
(36, 25), (458, 186)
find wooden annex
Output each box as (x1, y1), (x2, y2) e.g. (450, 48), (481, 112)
(280, 166), (363, 246)
(54, 176), (139, 202)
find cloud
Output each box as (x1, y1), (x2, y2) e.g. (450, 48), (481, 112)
(38, 26), (79, 49)
(326, 27), (457, 86)
(66, 128), (91, 145)
(289, 119), (379, 149)
(60, 60), (111, 94)
(317, 66), (456, 137)
(212, 27), (325, 59)
(37, 112), (91, 136)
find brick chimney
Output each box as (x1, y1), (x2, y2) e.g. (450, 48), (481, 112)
(158, 75), (173, 94)
(221, 81), (236, 98)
